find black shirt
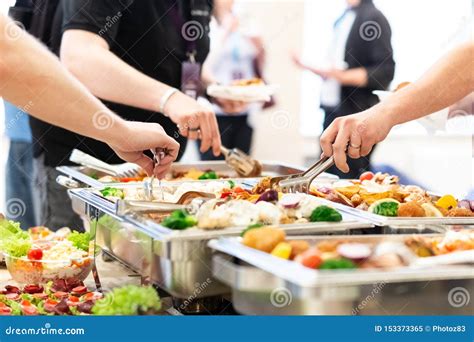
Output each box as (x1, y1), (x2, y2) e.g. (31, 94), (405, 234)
(30, 0), (213, 166)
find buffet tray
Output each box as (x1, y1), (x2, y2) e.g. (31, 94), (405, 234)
(322, 199), (474, 226)
(58, 160), (337, 187)
(208, 234), (474, 315)
(68, 187), (372, 299)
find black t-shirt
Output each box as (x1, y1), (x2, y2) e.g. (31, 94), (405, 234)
(30, 0), (213, 166)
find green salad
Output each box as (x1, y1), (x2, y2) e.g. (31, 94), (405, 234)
(0, 220), (31, 257)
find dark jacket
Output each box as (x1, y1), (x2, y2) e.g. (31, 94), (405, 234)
(324, 0), (395, 126)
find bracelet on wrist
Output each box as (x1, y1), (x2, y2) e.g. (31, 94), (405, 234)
(159, 88), (178, 116)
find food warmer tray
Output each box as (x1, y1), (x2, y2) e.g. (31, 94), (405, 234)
(209, 234), (474, 315)
(238, 178), (474, 226)
(68, 186), (372, 300)
(57, 160), (338, 187)
(320, 199), (474, 226)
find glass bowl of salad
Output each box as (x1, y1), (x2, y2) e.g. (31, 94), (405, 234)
(3, 239), (95, 284)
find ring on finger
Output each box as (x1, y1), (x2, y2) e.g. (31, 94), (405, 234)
(349, 143), (361, 149)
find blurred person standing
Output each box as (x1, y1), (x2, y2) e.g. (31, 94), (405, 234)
(3, 0), (36, 228)
(3, 102), (36, 229)
(293, 0), (394, 178)
(201, 0), (269, 160)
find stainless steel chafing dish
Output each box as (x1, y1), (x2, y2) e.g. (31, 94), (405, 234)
(58, 160), (338, 187)
(68, 182), (373, 304)
(209, 234), (474, 315)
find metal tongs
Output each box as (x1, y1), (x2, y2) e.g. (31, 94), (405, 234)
(143, 148), (167, 201)
(116, 197), (212, 216)
(271, 155), (334, 193)
(221, 146), (262, 177)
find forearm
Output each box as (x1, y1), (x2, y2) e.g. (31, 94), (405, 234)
(373, 42), (474, 126)
(0, 16), (127, 146)
(335, 67), (368, 87)
(60, 30), (172, 112)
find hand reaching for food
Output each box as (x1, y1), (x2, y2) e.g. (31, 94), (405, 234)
(163, 91), (221, 156)
(107, 121), (180, 179)
(319, 109), (393, 173)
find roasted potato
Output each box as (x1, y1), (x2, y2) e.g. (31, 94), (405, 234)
(242, 227), (286, 253)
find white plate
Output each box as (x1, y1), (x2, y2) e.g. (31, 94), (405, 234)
(207, 84), (278, 102)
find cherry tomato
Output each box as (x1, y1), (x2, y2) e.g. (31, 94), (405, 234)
(68, 295), (80, 302)
(27, 248), (43, 261)
(295, 249), (322, 269)
(21, 299), (32, 307)
(359, 171), (374, 182)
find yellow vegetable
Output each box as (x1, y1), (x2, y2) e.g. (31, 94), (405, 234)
(435, 195), (457, 210)
(270, 242), (292, 259)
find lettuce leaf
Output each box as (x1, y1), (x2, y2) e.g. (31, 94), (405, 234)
(92, 286), (161, 315)
(0, 220), (30, 257)
(67, 231), (91, 252)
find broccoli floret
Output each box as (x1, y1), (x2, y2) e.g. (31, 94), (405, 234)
(372, 202), (399, 217)
(310, 206), (343, 222)
(161, 210), (197, 230)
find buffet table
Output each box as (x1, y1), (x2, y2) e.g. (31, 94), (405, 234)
(1, 160), (473, 316)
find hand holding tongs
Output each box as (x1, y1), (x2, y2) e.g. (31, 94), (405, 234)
(271, 155), (334, 193)
(143, 148), (167, 201)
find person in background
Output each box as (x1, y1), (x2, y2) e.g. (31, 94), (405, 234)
(293, 0), (394, 178)
(200, 0), (269, 160)
(27, 0), (221, 229)
(3, 102), (36, 228)
(320, 42), (474, 173)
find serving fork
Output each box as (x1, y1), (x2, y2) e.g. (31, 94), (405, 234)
(272, 155), (335, 193)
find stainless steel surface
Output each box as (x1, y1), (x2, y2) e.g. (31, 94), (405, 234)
(278, 156), (335, 193)
(69, 149), (142, 177)
(57, 166), (105, 189)
(68, 187), (372, 299)
(116, 200), (186, 215)
(209, 235), (474, 315)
